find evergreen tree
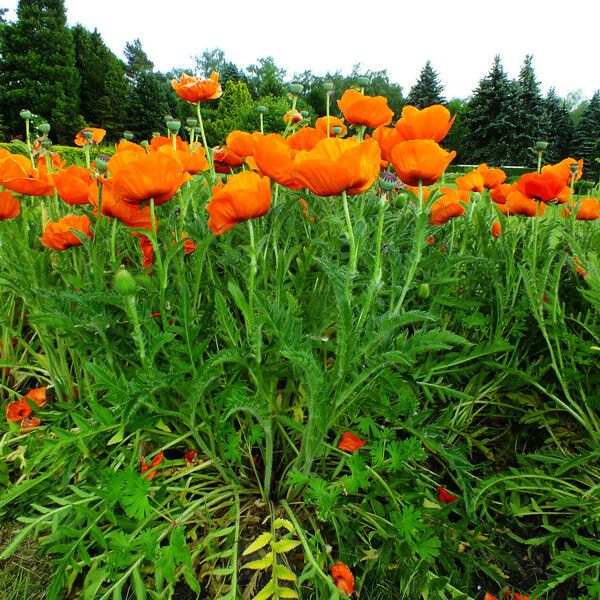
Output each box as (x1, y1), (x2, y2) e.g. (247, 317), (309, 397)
(0, 0), (81, 143)
(124, 38), (154, 81)
(125, 71), (170, 140)
(73, 25), (128, 135)
(511, 55), (547, 165)
(204, 80), (252, 145)
(444, 98), (470, 163)
(544, 88), (574, 163)
(247, 57), (286, 98)
(407, 60), (445, 108)
(573, 90), (600, 179)
(463, 55), (517, 165)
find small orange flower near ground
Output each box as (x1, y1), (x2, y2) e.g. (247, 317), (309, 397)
(23, 387), (47, 407)
(6, 399), (31, 422)
(141, 450), (164, 481)
(484, 593), (498, 600)
(491, 221), (502, 238)
(0, 190), (20, 219)
(429, 190), (467, 225)
(184, 450), (199, 466)
(172, 72), (222, 103)
(437, 486), (457, 504)
(41, 214), (92, 250)
(337, 88), (394, 128)
(338, 432), (366, 452)
(331, 562), (354, 596)
(20, 416), (41, 432)
(504, 591), (531, 600)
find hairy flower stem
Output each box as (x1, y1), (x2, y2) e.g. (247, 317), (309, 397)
(357, 194), (386, 329)
(125, 295), (147, 365)
(326, 92), (331, 139)
(196, 102), (215, 182)
(395, 179), (426, 312)
(259, 113), (264, 135)
(283, 95), (298, 138)
(247, 219), (257, 323)
(149, 199), (169, 331)
(24, 119), (34, 169)
(84, 144), (91, 170)
(342, 190), (357, 297)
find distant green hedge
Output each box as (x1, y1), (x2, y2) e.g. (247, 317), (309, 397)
(0, 142), (114, 166)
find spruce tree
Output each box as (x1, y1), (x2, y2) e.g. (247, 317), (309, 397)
(573, 90), (600, 179)
(407, 60), (445, 108)
(125, 71), (170, 140)
(0, 0), (81, 143)
(544, 88), (574, 163)
(73, 25), (128, 135)
(511, 55), (547, 166)
(124, 38), (154, 81)
(463, 55), (516, 165)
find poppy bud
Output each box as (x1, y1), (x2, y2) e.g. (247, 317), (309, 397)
(123, 130), (134, 141)
(114, 267), (137, 296)
(152, 131), (161, 138)
(288, 83), (304, 95)
(38, 122), (51, 134)
(357, 76), (370, 86)
(193, 127), (202, 135)
(41, 138), (53, 149)
(417, 283), (430, 299)
(332, 126), (343, 136)
(140, 140), (149, 149)
(19, 109), (32, 120)
(379, 172), (398, 191)
(534, 141), (548, 152)
(257, 105), (266, 114)
(167, 120), (181, 133)
(323, 82), (334, 93)
(186, 117), (198, 127)
(95, 155), (110, 173)
(300, 110), (309, 118)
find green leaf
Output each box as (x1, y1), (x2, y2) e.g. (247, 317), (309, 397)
(243, 532), (273, 556)
(274, 563), (297, 581)
(243, 552), (274, 570)
(273, 518), (294, 533)
(252, 580), (275, 600)
(278, 588), (299, 599)
(271, 540), (301, 553)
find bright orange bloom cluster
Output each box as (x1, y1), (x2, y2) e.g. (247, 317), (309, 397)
(5, 387), (47, 429)
(172, 72), (222, 103)
(41, 214), (93, 250)
(206, 171), (271, 235)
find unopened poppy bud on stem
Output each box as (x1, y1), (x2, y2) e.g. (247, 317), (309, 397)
(417, 283), (430, 299)
(357, 75), (370, 86)
(114, 267), (137, 296)
(38, 122), (51, 134)
(82, 129), (94, 141)
(95, 155), (110, 173)
(534, 141), (548, 152)
(41, 138), (53, 149)
(257, 105), (266, 114)
(332, 126), (343, 137)
(19, 109), (32, 120)
(323, 82), (334, 93)
(167, 120), (181, 133)
(300, 110), (309, 118)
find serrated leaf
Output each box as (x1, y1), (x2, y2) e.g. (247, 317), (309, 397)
(271, 540), (301, 553)
(274, 564), (296, 581)
(83, 566), (107, 600)
(107, 428), (125, 445)
(272, 518), (294, 533)
(278, 588), (299, 599)
(243, 553), (274, 570)
(243, 532), (272, 556)
(252, 580), (275, 600)
(132, 568), (147, 600)
(204, 567), (233, 576)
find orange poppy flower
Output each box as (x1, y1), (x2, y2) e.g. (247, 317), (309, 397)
(23, 387), (47, 407)
(484, 594), (499, 600)
(455, 170), (485, 193)
(291, 137), (381, 197)
(477, 163), (507, 189)
(6, 399), (31, 422)
(516, 172), (564, 203)
(574, 197), (600, 220)
(503, 591), (530, 600)
(430, 193), (466, 225)
(0, 154), (55, 196)
(542, 157), (583, 185)
(0, 190), (20, 219)
(141, 450), (164, 481)
(338, 432), (366, 452)
(391, 140), (456, 186)
(115, 140), (146, 154)
(52, 165), (93, 205)
(437, 486), (457, 504)
(370, 126), (403, 165)
(109, 152), (187, 206)
(283, 110), (303, 124)
(490, 183), (515, 205)
(286, 127), (326, 151)
(157, 144), (209, 175)
(41, 214), (93, 250)
(74, 127), (106, 147)
(337, 88), (394, 128)
(491, 221), (502, 238)
(499, 191), (546, 217)
(394, 104), (455, 142)
(172, 71), (222, 103)
(405, 185), (432, 202)
(88, 180), (154, 231)
(20, 416), (41, 431)
(213, 145), (244, 173)
(315, 116), (347, 137)
(331, 562), (354, 596)
(226, 130), (259, 158)
(253, 134), (302, 190)
(206, 171), (271, 235)
(139, 235), (154, 270)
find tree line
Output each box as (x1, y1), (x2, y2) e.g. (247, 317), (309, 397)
(1, 0), (599, 178)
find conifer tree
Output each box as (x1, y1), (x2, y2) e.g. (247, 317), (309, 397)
(573, 90), (600, 179)
(463, 55), (516, 165)
(511, 55), (547, 166)
(407, 60), (445, 108)
(125, 71), (170, 140)
(544, 88), (574, 163)
(0, 0), (81, 143)
(124, 38), (154, 81)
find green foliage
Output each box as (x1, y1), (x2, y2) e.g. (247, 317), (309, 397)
(407, 60), (446, 108)
(247, 57), (286, 98)
(203, 80), (253, 145)
(545, 87), (575, 163)
(573, 90), (600, 180)
(125, 71), (171, 141)
(124, 38), (154, 81)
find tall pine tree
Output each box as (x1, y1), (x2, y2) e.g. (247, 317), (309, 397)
(463, 55), (516, 165)
(544, 88), (574, 163)
(0, 0), (81, 143)
(573, 91), (600, 179)
(124, 38), (154, 81)
(511, 55), (547, 166)
(125, 71), (170, 140)
(407, 61), (445, 108)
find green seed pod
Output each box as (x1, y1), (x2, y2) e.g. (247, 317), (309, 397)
(379, 172), (398, 191)
(114, 267), (137, 296)
(167, 120), (181, 133)
(417, 283), (430, 299)
(19, 109), (32, 120)
(38, 122), (51, 134)
(123, 130), (134, 141)
(323, 82), (334, 93)
(257, 105), (267, 114)
(186, 117), (198, 127)
(82, 129), (94, 140)
(300, 110), (309, 118)
(152, 131), (161, 138)
(534, 141), (548, 152)
(140, 140), (149, 149)
(288, 83), (304, 95)
(357, 76), (370, 87)
(332, 126), (343, 136)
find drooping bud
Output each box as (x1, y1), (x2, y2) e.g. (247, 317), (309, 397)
(38, 122), (51, 134)
(323, 82), (334, 93)
(288, 83), (304, 95)
(123, 130), (134, 141)
(19, 109), (32, 120)
(417, 283), (430, 299)
(114, 267), (137, 296)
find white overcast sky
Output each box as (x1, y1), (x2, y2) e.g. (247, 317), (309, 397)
(3, 0), (600, 101)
